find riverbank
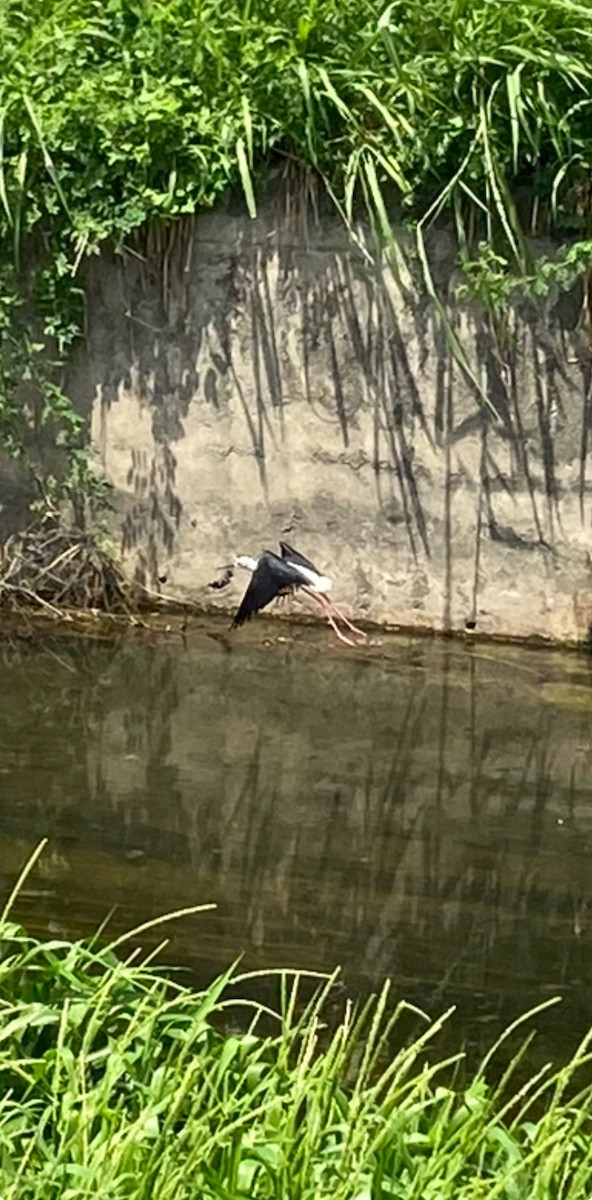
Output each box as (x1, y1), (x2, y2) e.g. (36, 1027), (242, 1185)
(70, 201), (592, 648)
(0, 597), (589, 655)
(3, 2), (592, 643)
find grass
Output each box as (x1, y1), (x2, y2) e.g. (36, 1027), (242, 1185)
(1, 0), (592, 273)
(1, 0), (592, 502)
(1, 853), (592, 1199)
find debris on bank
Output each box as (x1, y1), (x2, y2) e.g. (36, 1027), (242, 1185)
(0, 513), (129, 616)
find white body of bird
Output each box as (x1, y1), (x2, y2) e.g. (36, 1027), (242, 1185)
(283, 560), (332, 594)
(234, 553), (331, 594)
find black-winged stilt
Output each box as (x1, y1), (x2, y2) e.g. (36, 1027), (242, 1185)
(229, 542), (366, 646)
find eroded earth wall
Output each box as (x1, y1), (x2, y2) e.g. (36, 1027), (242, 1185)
(66, 196), (592, 641)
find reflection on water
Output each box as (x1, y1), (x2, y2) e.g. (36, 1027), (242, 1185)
(1, 619), (592, 1061)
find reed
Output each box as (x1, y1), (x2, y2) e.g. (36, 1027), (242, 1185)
(0, 914), (591, 1199)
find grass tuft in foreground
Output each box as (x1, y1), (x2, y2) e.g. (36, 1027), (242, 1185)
(0, 916), (591, 1199)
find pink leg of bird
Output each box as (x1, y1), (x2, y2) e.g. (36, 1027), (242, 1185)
(275, 591), (293, 612)
(316, 593), (367, 641)
(302, 589), (358, 647)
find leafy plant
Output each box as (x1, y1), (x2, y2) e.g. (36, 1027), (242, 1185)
(2, 0), (592, 511)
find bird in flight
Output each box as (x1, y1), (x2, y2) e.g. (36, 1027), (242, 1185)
(229, 541), (366, 646)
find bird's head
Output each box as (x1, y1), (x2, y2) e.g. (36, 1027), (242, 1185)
(233, 554), (259, 572)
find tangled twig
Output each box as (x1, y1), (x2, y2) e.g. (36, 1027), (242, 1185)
(0, 513), (129, 617)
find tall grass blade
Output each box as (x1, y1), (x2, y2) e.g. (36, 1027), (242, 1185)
(104, 903), (217, 953)
(236, 136), (256, 218)
(23, 93), (71, 219)
(0, 109), (12, 227)
(1, 837), (48, 922)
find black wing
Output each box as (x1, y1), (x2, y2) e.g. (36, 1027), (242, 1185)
(232, 552), (304, 628)
(279, 541), (320, 575)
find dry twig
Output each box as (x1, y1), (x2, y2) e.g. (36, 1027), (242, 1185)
(0, 513), (129, 618)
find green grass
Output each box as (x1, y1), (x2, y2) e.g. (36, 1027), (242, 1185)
(1, 0), (591, 260)
(1, 855), (592, 1199)
(1, 0), (592, 497)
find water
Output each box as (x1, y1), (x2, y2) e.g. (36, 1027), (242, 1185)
(1, 616), (592, 1064)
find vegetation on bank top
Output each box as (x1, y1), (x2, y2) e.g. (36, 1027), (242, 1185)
(1, 0), (592, 513)
(1, 912), (592, 1199)
(1, 0), (591, 254)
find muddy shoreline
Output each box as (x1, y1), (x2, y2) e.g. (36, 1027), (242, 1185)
(0, 598), (589, 656)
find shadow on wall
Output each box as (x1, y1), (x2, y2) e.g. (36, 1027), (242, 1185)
(0, 452), (37, 541)
(64, 175), (592, 623)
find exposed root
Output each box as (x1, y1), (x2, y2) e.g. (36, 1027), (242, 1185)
(0, 513), (129, 617)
